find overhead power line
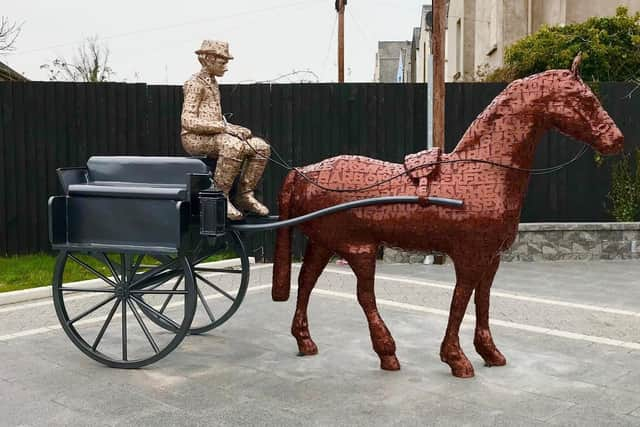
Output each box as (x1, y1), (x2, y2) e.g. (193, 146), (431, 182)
(320, 14), (339, 78)
(10, 1), (314, 56)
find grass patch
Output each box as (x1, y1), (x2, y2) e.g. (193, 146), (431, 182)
(0, 253), (112, 293)
(0, 250), (239, 293)
(0, 253), (63, 293)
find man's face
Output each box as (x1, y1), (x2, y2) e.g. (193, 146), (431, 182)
(204, 55), (228, 77)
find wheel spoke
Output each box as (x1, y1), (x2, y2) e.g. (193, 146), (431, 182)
(127, 299), (159, 354)
(129, 289), (188, 295)
(96, 253), (121, 284)
(192, 254), (209, 266)
(67, 295), (117, 325)
(92, 298), (121, 351)
(132, 296), (181, 329)
(150, 254), (176, 266)
(195, 273), (235, 302)
(191, 241), (208, 265)
(130, 269), (182, 291)
(68, 254), (117, 288)
(130, 257), (180, 288)
(196, 284), (216, 322)
(159, 276), (183, 314)
(194, 267), (242, 274)
(120, 254), (127, 283)
(122, 298), (127, 361)
(129, 255), (144, 280)
(60, 287), (115, 293)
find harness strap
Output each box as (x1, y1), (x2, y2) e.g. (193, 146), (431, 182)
(404, 148), (442, 206)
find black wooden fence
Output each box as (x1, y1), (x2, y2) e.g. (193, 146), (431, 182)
(1, 81), (638, 258)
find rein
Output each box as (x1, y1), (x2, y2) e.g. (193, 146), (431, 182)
(239, 136), (590, 194)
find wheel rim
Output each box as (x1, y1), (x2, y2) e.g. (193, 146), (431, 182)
(52, 251), (196, 368)
(190, 231), (250, 334)
(142, 231), (250, 335)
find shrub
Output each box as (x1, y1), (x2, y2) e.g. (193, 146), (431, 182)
(608, 149), (640, 222)
(485, 7), (640, 82)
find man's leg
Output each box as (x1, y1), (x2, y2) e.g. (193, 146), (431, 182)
(214, 134), (245, 220)
(181, 133), (218, 156)
(235, 137), (271, 216)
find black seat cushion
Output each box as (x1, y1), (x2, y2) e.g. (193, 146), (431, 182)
(87, 156), (210, 186)
(68, 182), (188, 200)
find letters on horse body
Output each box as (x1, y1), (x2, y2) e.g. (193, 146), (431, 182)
(271, 55), (624, 378)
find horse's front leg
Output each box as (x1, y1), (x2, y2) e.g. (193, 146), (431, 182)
(473, 257), (507, 367)
(292, 241), (333, 356)
(345, 248), (400, 371)
(440, 255), (485, 378)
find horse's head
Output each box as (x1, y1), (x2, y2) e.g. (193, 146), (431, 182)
(546, 54), (623, 155)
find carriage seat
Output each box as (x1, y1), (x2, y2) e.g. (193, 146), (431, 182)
(60, 156), (212, 201)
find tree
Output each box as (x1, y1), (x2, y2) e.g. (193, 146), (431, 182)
(0, 16), (22, 52)
(41, 36), (114, 82)
(484, 7), (640, 82)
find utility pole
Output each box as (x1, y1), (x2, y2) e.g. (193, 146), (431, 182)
(336, 0), (346, 82)
(432, 0), (446, 150)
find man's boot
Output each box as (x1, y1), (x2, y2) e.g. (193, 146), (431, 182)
(235, 157), (269, 216)
(213, 156), (244, 220)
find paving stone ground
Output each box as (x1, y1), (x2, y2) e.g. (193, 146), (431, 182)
(0, 260), (639, 426)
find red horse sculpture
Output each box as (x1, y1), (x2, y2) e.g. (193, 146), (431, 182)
(272, 56), (624, 378)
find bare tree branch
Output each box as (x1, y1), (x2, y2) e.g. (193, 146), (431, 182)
(0, 16), (22, 52)
(40, 36), (114, 82)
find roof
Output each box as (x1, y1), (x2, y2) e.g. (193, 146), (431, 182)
(0, 60), (28, 81)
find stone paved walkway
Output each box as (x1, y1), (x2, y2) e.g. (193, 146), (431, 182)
(0, 260), (639, 426)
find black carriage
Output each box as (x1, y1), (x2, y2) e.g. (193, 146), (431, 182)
(49, 156), (462, 368)
(49, 156), (254, 368)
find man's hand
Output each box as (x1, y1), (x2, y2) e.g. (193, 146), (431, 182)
(226, 124), (252, 140)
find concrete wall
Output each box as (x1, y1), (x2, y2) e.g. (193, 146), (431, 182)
(383, 223), (640, 263)
(445, 0), (461, 80)
(374, 41), (411, 83)
(566, 0), (640, 24)
(445, 0), (477, 81)
(531, 0), (566, 30)
(415, 5), (432, 83)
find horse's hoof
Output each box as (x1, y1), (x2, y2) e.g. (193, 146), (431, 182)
(451, 364), (475, 378)
(380, 355), (401, 371)
(474, 340), (507, 367)
(441, 354), (475, 378)
(296, 339), (318, 356)
(481, 351), (507, 367)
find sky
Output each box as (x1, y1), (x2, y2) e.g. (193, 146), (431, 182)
(2, 0), (430, 84)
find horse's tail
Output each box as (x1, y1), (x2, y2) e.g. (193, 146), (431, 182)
(272, 170), (296, 301)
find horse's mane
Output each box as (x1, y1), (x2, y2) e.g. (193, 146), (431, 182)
(453, 69), (572, 154)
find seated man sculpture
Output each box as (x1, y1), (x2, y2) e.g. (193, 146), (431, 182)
(181, 40), (271, 220)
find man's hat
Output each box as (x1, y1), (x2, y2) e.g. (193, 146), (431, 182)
(195, 40), (234, 59)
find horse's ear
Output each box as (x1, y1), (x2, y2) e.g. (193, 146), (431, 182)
(571, 53), (582, 79)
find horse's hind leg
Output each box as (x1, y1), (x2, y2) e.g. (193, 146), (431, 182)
(343, 248), (400, 371)
(292, 241), (332, 356)
(473, 257), (507, 367)
(440, 254), (483, 378)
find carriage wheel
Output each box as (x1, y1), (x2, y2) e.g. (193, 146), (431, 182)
(52, 250), (196, 369)
(141, 230), (250, 335)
